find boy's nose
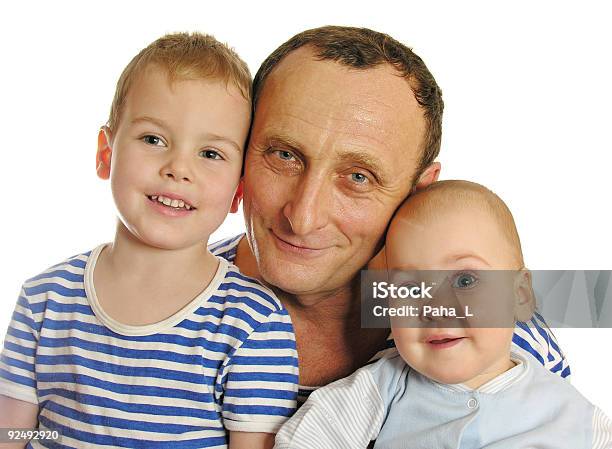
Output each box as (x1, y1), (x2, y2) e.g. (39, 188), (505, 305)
(161, 155), (193, 183)
(163, 170), (191, 182)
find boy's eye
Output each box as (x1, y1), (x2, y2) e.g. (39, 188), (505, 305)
(199, 149), (223, 160)
(142, 135), (165, 147)
(452, 272), (478, 289)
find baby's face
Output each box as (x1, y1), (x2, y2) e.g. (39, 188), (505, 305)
(99, 64), (251, 250)
(386, 205), (527, 388)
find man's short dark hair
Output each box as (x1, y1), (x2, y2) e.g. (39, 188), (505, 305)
(253, 25), (444, 176)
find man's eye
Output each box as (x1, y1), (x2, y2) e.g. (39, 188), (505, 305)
(142, 135), (165, 146)
(452, 273), (478, 289)
(351, 173), (369, 184)
(275, 150), (295, 161)
(199, 149), (222, 160)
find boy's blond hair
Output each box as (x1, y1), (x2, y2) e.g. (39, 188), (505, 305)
(107, 32), (252, 132)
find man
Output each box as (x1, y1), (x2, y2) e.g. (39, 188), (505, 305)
(211, 25), (568, 397)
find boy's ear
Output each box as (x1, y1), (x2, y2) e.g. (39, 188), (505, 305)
(414, 162), (441, 191)
(96, 126), (113, 180)
(514, 268), (536, 322)
(229, 180), (243, 213)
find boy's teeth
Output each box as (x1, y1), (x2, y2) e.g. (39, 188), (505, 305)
(151, 195), (193, 210)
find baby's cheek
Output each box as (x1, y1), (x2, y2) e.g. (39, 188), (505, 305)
(471, 328), (514, 353)
(391, 327), (423, 365)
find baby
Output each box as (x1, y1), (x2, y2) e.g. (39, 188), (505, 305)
(0, 33), (298, 449)
(275, 180), (611, 448)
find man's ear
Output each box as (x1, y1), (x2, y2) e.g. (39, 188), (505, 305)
(96, 126), (113, 180)
(414, 162), (441, 191)
(229, 180), (243, 213)
(514, 269), (536, 322)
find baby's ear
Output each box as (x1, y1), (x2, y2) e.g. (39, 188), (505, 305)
(514, 269), (536, 322)
(96, 126), (113, 180)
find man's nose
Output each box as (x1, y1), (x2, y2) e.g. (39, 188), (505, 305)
(161, 150), (193, 183)
(282, 171), (331, 236)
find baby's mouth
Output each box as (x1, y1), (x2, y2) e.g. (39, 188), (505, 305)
(430, 337), (463, 344)
(146, 195), (195, 210)
(426, 336), (466, 346)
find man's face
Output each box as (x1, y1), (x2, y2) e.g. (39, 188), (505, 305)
(243, 48), (428, 299)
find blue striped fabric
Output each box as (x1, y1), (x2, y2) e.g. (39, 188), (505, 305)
(0, 245), (299, 448)
(209, 235), (572, 404)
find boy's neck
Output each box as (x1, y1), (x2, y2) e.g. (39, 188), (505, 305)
(91, 222), (219, 327)
(102, 222), (217, 278)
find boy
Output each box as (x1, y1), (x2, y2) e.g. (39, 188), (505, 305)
(275, 180), (612, 448)
(0, 33), (298, 449)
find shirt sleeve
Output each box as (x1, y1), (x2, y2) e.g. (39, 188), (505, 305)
(513, 311), (571, 379)
(593, 407), (612, 449)
(220, 309), (299, 434)
(274, 367), (385, 449)
(0, 287), (41, 404)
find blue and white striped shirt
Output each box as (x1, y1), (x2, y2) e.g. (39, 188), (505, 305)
(0, 244), (299, 448)
(210, 234), (571, 404)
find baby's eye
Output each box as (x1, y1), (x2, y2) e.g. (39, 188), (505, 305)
(452, 272), (478, 289)
(142, 135), (165, 147)
(401, 283), (422, 295)
(199, 149), (223, 160)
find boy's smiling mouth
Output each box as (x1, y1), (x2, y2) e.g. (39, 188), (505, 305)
(146, 194), (195, 210)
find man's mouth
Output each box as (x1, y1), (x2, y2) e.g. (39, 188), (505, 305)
(146, 194), (195, 210)
(270, 231), (329, 252)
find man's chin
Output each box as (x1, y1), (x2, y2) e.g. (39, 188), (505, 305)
(250, 229), (360, 299)
(258, 260), (346, 301)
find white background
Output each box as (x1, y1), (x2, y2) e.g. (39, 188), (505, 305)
(1, 0), (611, 416)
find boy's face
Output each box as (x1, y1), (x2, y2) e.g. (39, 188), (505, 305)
(97, 65), (250, 250)
(385, 204), (531, 388)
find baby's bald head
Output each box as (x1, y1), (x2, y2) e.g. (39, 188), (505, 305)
(388, 180), (525, 270)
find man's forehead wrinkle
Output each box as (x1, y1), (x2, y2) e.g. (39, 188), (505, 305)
(310, 93), (402, 141)
(286, 110), (396, 160)
(269, 54), (411, 132)
(263, 100), (396, 156)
